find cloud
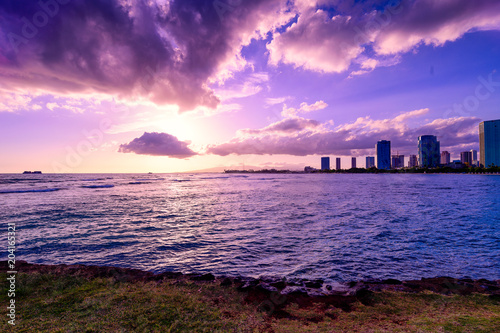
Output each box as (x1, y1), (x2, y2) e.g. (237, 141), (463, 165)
(0, 90), (32, 112)
(265, 96), (290, 106)
(281, 100), (328, 117)
(2, 0), (498, 113)
(118, 132), (197, 158)
(240, 117), (322, 135)
(375, 0), (500, 55)
(215, 72), (269, 100)
(267, 0), (500, 74)
(268, 9), (366, 73)
(0, 0), (288, 111)
(207, 109), (480, 156)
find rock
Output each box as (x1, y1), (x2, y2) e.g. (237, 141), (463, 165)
(259, 275), (282, 284)
(270, 280), (287, 290)
(280, 286), (308, 295)
(355, 287), (375, 306)
(483, 284), (499, 292)
(403, 282), (421, 290)
(383, 279), (402, 285)
(256, 283), (278, 293)
(260, 276), (286, 289)
(307, 289), (325, 297)
(305, 279), (323, 288)
(286, 278), (304, 286)
(191, 273), (215, 281)
(156, 271), (183, 280)
(323, 282), (353, 295)
(220, 277), (232, 286)
(237, 279), (259, 291)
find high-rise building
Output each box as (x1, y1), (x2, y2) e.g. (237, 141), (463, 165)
(391, 155), (404, 169)
(479, 120), (500, 167)
(336, 157), (341, 170)
(351, 157), (356, 169)
(470, 149), (478, 167)
(460, 151), (472, 166)
(321, 157), (330, 170)
(376, 140), (391, 170)
(418, 135), (440, 168)
(440, 151), (450, 165)
(408, 155), (418, 168)
(365, 156), (375, 168)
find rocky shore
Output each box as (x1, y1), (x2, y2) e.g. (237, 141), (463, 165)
(4, 261), (499, 311)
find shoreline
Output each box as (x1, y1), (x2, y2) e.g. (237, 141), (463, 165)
(4, 261), (499, 298)
(2, 261), (499, 331)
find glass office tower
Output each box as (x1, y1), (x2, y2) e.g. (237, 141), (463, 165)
(365, 156), (375, 168)
(418, 135), (440, 168)
(376, 140), (391, 170)
(408, 155), (418, 168)
(440, 151), (450, 165)
(321, 157), (330, 170)
(479, 120), (500, 167)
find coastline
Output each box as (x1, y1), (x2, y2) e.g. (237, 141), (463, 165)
(4, 261), (499, 298)
(224, 168), (500, 174)
(2, 261), (499, 332)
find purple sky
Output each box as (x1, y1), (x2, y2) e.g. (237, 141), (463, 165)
(1, 0), (500, 172)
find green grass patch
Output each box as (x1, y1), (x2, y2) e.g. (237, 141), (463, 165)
(1, 272), (499, 332)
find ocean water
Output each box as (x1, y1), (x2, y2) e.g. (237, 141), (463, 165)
(1, 173), (499, 282)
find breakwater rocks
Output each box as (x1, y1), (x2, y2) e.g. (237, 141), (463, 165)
(3, 261), (499, 312)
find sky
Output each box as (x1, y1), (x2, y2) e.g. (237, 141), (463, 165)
(1, 0), (500, 173)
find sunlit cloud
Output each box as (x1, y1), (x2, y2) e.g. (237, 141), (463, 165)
(208, 109), (480, 156)
(281, 100), (328, 117)
(215, 72), (270, 100)
(267, 0), (500, 74)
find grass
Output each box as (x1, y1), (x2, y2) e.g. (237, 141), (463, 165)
(1, 272), (499, 332)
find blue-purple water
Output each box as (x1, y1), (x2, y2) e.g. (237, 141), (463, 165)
(1, 173), (499, 282)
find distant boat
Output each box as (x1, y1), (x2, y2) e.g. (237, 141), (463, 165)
(148, 172), (153, 174)
(23, 171), (32, 174)
(22, 171), (42, 174)
(33, 171), (42, 174)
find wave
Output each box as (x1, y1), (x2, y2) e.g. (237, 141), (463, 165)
(0, 188), (61, 194)
(200, 176), (230, 180)
(81, 184), (115, 189)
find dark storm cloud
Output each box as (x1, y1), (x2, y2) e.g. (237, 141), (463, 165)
(118, 132), (197, 158)
(0, 0), (281, 110)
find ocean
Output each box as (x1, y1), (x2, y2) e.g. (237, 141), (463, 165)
(1, 173), (499, 282)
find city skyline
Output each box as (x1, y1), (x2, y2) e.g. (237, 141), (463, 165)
(313, 120), (499, 169)
(1, 1), (500, 173)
